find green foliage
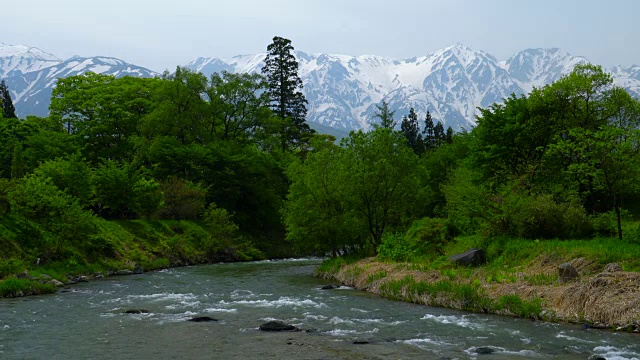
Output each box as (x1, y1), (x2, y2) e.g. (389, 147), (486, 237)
(92, 160), (163, 218)
(0, 278), (56, 297)
(283, 140), (365, 255)
(338, 128), (426, 250)
(203, 203), (239, 242)
(33, 154), (94, 207)
(488, 190), (593, 239)
(0, 258), (26, 279)
(9, 174), (98, 260)
(262, 36), (313, 151)
(156, 177), (206, 220)
(379, 276), (491, 311)
(378, 218), (455, 262)
(0, 80), (17, 119)
(495, 295), (543, 319)
(372, 100), (396, 129)
(443, 166), (488, 235)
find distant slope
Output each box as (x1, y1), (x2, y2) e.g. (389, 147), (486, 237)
(2, 41), (639, 131)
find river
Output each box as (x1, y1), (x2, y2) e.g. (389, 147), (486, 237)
(0, 259), (638, 359)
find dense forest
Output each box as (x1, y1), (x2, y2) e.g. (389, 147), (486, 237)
(1, 37), (639, 295)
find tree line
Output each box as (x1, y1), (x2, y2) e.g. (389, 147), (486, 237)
(0, 36), (317, 263)
(283, 64), (640, 257)
(1, 36), (639, 265)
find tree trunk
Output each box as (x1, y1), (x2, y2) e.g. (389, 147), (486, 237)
(613, 192), (622, 240)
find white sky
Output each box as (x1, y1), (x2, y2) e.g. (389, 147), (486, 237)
(1, 0), (638, 72)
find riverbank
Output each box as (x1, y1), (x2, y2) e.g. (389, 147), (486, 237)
(316, 236), (640, 332)
(0, 219), (288, 298)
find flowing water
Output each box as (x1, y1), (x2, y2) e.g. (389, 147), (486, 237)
(0, 259), (638, 359)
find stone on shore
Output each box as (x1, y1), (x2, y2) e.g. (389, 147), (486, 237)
(48, 279), (64, 287)
(448, 248), (486, 267)
(603, 263), (623, 273)
(558, 263), (579, 283)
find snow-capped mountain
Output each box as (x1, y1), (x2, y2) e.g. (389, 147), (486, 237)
(0, 42), (61, 79)
(186, 44), (639, 131)
(2, 41), (639, 131)
(0, 43), (158, 118)
(504, 48), (589, 93)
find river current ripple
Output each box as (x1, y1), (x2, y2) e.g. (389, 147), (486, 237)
(0, 259), (638, 359)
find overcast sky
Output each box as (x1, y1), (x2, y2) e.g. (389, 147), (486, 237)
(2, 0), (638, 72)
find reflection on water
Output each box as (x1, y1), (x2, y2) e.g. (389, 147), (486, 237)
(0, 259), (638, 359)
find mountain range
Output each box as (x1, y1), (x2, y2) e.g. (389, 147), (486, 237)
(1, 41), (639, 132)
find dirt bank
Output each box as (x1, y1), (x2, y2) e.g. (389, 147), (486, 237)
(319, 257), (640, 332)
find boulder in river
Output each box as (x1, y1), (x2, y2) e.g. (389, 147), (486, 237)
(352, 340), (370, 344)
(558, 263), (579, 283)
(474, 346), (495, 354)
(115, 270), (134, 276)
(124, 309), (150, 314)
(321, 284), (339, 290)
(188, 316), (218, 322)
(603, 263), (623, 273)
(588, 355), (606, 360)
(259, 320), (298, 332)
(448, 248), (486, 267)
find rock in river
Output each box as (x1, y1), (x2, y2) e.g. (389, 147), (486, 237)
(474, 346), (495, 354)
(188, 316), (218, 322)
(124, 309), (150, 314)
(321, 284), (340, 290)
(259, 320), (298, 331)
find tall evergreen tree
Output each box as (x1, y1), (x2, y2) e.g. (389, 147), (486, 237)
(400, 108), (423, 154)
(372, 100), (397, 129)
(445, 126), (454, 144)
(261, 36), (312, 150)
(422, 111), (435, 150)
(0, 80), (17, 119)
(434, 121), (445, 146)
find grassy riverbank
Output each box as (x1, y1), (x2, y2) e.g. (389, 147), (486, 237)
(317, 235), (640, 332)
(0, 219), (277, 298)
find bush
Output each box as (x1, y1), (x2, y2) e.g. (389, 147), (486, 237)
(489, 191), (592, 239)
(0, 258), (25, 279)
(591, 211), (618, 237)
(378, 218), (455, 262)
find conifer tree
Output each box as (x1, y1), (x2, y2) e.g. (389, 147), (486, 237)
(434, 121), (445, 146)
(261, 36), (312, 150)
(400, 108), (423, 154)
(445, 126), (454, 144)
(422, 111), (435, 150)
(0, 80), (17, 119)
(372, 100), (397, 129)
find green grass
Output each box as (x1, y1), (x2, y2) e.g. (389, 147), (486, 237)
(0, 219), (269, 297)
(376, 275), (543, 318)
(366, 270), (387, 284)
(0, 278), (56, 297)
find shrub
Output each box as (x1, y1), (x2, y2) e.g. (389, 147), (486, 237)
(591, 211), (618, 237)
(489, 191), (592, 239)
(378, 218), (455, 262)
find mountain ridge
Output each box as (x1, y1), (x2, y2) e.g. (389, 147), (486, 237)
(1, 41), (638, 132)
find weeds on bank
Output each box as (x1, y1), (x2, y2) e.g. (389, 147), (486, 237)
(0, 278), (56, 297)
(378, 275), (542, 318)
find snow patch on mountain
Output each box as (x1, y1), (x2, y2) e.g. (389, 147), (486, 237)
(2, 41), (639, 131)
